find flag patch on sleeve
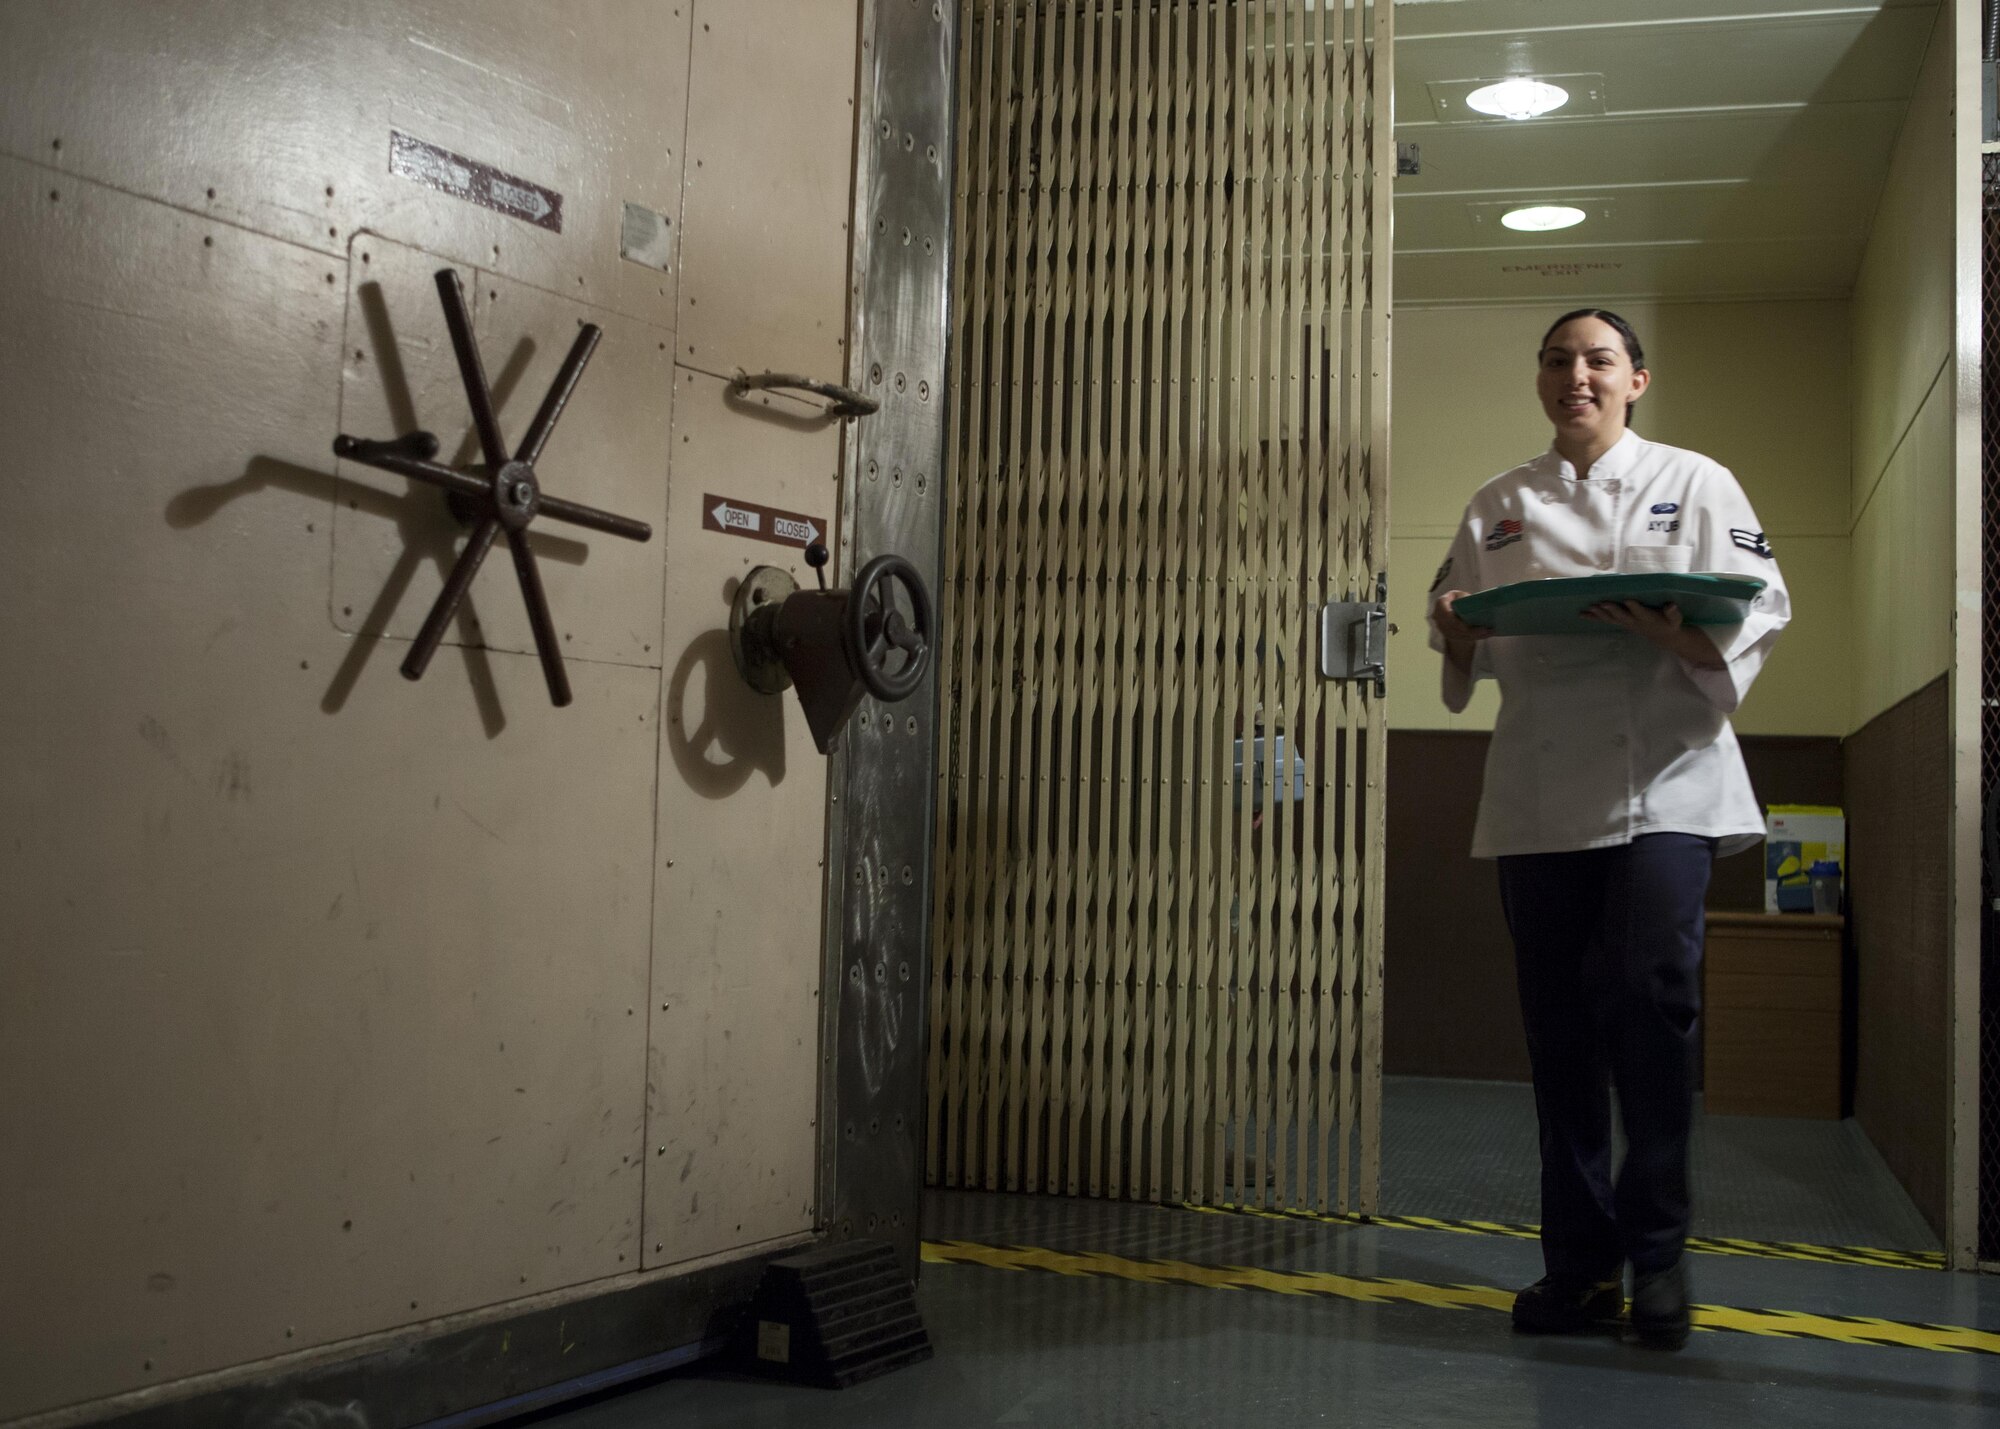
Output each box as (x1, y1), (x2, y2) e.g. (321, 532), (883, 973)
(1730, 528), (1774, 559)
(1483, 519), (1524, 552)
(1429, 557), (1452, 592)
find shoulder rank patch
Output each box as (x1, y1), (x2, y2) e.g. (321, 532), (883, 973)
(1730, 528), (1774, 559)
(1483, 518), (1524, 552)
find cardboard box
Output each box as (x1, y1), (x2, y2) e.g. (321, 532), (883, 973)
(1765, 805), (1845, 914)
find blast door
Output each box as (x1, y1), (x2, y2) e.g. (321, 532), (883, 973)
(0, 2), (948, 1423)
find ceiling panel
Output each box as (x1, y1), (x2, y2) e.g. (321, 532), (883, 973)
(1402, 9), (1934, 113)
(1393, 0), (1939, 41)
(1396, 235), (1865, 306)
(1403, 104), (1905, 197)
(1390, 0), (1941, 305)
(1398, 178), (1874, 254)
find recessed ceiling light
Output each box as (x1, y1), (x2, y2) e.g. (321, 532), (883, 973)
(1465, 78), (1569, 122)
(1500, 204), (1588, 232)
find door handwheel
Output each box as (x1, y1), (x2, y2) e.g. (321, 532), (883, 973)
(729, 544), (934, 753)
(847, 554), (933, 702)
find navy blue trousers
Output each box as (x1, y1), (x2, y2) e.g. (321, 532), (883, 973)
(1496, 833), (1713, 1280)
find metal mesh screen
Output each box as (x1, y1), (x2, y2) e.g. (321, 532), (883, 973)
(925, 0), (1393, 1213)
(1979, 152), (2000, 1264)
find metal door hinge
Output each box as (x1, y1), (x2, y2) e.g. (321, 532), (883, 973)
(1320, 573), (1387, 695)
(1397, 142), (1421, 177)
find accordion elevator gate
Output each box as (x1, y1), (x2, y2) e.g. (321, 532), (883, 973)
(927, 0), (1396, 1216)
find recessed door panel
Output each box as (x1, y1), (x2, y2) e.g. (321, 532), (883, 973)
(676, 0), (861, 384)
(331, 234), (672, 668)
(645, 369), (840, 1268)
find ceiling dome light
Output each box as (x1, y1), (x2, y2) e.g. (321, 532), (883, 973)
(1465, 78), (1569, 121)
(1500, 204), (1588, 232)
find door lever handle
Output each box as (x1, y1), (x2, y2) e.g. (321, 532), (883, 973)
(729, 370), (879, 418)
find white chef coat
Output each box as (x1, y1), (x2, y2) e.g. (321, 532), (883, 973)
(1426, 431), (1789, 859)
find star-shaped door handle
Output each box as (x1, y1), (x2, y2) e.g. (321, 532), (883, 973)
(333, 268), (653, 707)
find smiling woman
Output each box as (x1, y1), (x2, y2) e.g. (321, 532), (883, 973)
(1537, 307), (1648, 422)
(1425, 306), (1793, 1348)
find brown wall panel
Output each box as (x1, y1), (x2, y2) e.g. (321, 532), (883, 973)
(1386, 730), (1844, 1082)
(1712, 737), (1849, 913)
(1845, 675), (1950, 1237)
(1384, 732), (1527, 1081)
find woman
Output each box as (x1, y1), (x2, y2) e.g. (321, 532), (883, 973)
(1428, 309), (1789, 1350)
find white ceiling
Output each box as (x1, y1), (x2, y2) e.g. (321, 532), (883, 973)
(1391, 0), (1942, 306)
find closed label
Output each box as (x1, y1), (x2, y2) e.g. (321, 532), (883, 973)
(703, 495), (827, 551)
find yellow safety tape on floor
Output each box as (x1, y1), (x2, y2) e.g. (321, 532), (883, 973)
(924, 1239), (1511, 1312)
(920, 1240), (1999, 1356)
(1183, 1201), (1948, 1273)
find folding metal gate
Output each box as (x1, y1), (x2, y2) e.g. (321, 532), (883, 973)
(926, 0), (1393, 1213)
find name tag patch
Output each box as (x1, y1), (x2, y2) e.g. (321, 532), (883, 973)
(1648, 519), (1680, 533)
(1731, 528), (1774, 559)
(1484, 519), (1524, 552)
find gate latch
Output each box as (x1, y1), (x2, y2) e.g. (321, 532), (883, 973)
(1319, 573), (1388, 695)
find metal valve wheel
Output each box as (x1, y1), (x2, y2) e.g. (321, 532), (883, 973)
(332, 268), (653, 708)
(728, 544), (934, 754)
(846, 554), (933, 702)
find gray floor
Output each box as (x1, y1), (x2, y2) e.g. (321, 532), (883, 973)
(518, 1079), (1988, 1427)
(532, 1191), (2000, 1428)
(1380, 1075), (1942, 1250)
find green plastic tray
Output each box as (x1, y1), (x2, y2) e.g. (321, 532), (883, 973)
(1451, 572), (1766, 637)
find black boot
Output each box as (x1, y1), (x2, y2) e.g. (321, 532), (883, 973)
(1511, 1274), (1624, 1334)
(1628, 1262), (1691, 1350)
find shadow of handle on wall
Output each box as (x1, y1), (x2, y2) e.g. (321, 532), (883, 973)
(667, 626), (787, 798)
(165, 456), (589, 741)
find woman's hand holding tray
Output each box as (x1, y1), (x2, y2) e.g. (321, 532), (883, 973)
(1450, 572), (1767, 637)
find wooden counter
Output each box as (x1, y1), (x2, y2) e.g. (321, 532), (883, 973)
(1703, 911), (1844, 1119)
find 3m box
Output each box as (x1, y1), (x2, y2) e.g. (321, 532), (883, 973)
(1764, 805), (1845, 914)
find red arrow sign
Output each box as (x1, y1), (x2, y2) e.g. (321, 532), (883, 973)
(702, 495), (827, 551)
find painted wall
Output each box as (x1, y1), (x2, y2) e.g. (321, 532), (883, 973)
(1842, 2), (1957, 1243)
(1389, 6), (1953, 742)
(1849, 6), (1957, 730)
(1388, 298), (1854, 737)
